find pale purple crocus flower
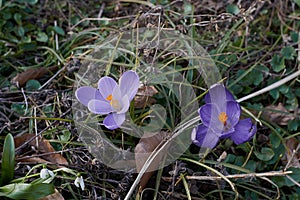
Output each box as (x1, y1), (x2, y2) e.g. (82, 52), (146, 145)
(191, 84), (257, 149)
(75, 70), (139, 130)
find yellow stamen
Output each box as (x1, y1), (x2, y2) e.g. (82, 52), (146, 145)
(110, 99), (120, 109)
(218, 112), (228, 125)
(105, 94), (120, 110)
(106, 94), (113, 101)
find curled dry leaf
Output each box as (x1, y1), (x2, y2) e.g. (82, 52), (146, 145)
(262, 103), (295, 125)
(134, 85), (158, 108)
(12, 66), (58, 87)
(282, 137), (300, 168)
(14, 133), (68, 166)
(134, 131), (168, 190)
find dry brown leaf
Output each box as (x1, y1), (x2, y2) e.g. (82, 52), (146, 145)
(40, 189), (64, 200)
(14, 134), (68, 165)
(12, 66), (58, 87)
(282, 138), (300, 168)
(134, 131), (168, 190)
(134, 85), (158, 108)
(16, 156), (49, 164)
(262, 103), (295, 125)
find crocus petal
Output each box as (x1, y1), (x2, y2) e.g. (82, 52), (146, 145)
(88, 99), (112, 114)
(219, 127), (235, 139)
(119, 70), (140, 101)
(225, 101), (241, 127)
(98, 77), (117, 101)
(191, 125), (219, 149)
(110, 85), (123, 112)
(103, 113), (125, 130)
(199, 103), (222, 132)
(204, 84), (235, 104)
(75, 86), (104, 106)
(112, 85), (122, 100)
(198, 104), (213, 127)
(118, 95), (130, 114)
(230, 118), (257, 145)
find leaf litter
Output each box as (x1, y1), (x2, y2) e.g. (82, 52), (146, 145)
(14, 133), (68, 166)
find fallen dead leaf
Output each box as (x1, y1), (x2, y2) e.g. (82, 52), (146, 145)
(282, 137), (300, 168)
(262, 103), (295, 125)
(40, 189), (64, 200)
(134, 131), (168, 190)
(16, 156), (50, 164)
(134, 85), (158, 108)
(14, 134), (68, 166)
(12, 66), (58, 87)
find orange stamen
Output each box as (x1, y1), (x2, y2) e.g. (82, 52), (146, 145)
(106, 94), (113, 101)
(105, 94), (120, 110)
(218, 112), (228, 125)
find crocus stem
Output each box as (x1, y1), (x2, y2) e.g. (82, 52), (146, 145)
(237, 70), (300, 103)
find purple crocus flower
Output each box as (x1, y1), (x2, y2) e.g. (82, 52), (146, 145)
(191, 84), (257, 149)
(75, 70), (140, 130)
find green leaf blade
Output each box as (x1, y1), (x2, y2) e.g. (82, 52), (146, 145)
(0, 133), (15, 186)
(226, 4), (240, 15)
(0, 183), (55, 199)
(25, 79), (41, 91)
(281, 46), (296, 60)
(53, 26), (65, 36)
(254, 147), (275, 161)
(271, 54), (285, 72)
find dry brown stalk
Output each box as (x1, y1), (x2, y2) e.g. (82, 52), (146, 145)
(185, 170), (293, 181)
